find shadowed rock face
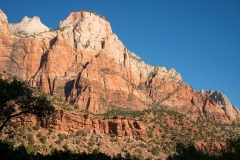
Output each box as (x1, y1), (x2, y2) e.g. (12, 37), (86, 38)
(0, 9), (239, 124)
(201, 90), (240, 123)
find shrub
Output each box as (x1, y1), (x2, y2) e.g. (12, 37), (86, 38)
(27, 127), (32, 132)
(74, 104), (78, 109)
(76, 130), (83, 136)
(19, 127), (26, 136)
(151, 146), (160, 156)
(76, 139), (80, 144)
(37, 132), (42, 138)
(63, 143), (68, 151)
(26, 145), (34, 154)
(86, 146), (93, 152)
(58, 133), (65, 141)
(55, 139), (62, 145)
(33, 124), (40, 131)
(27, 134), (34, 145)
(40, 136), (46, 144)
(89, 135), (94, 146)
(93, 147), (100, 154)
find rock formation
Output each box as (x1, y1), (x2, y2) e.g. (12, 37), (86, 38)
(13, 108), (146, 139)
(0, 9), (239, 124)
(0, 9), (13, 71)
(201, 90), (240, 123)
(10, 15), (50, 37)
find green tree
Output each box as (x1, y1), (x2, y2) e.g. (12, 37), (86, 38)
(151, 146), (160, 156)
(0, 78), (55, 132)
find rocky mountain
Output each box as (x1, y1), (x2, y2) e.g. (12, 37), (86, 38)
(0, 9), (239, 124)
(10, 15), (50, 37)
(201, 90), (240, 123)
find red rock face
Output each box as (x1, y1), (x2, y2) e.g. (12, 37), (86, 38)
(12, 109), (146, 138)
(0, 10), (13, 72)
(0, 10), (239, 124)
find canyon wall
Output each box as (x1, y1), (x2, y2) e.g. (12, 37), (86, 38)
(0, 9), (239, 124)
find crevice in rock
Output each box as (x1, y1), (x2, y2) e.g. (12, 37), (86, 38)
(83, 62), (90, 69)
(1, 56), (22, 70)
(101, 40), (105, 49)
(86, 97), (91, 110)
(123, 53), (127, 66)
(39, 51), (48, 70)
(108, 121), (118, 135)
(49, 36), (57, 48)
(202, 99), (208, 118)
(64, 80), (75, 100)
(47, 78), (52, 94)
(47, 78), (56, 95)
(50, 78), (56, 95)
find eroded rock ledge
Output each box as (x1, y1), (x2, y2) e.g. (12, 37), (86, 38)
(0, 9), (239, 124)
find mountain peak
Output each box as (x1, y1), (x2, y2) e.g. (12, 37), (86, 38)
(32, 16), (41, 22)
(10, 15), (49, 37)
(0, 9), (239, 124)
(201, 89), (240, 122)
(22, 16), (31, 22)
(0, 9), (12, 42)
(58, 10), (109, 29)
(0, 9), (8, 24)
(57, 10), (112, 52)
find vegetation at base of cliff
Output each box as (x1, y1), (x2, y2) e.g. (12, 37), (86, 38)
(0, 74), (55, 132)
(0, 140), (126, 160)
(167, 137), (240, 160)
(99, 107), (240, 142)
(95, 107), (240, 156)
(1, 69), (240, 159)
(0, 138), (240, 160)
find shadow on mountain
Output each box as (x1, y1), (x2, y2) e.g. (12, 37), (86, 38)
(1, 138), (240, 160)
(219, 137), (240, 160)
(168, 137), (240, 160)
(64, 79), (74, 100)
(167, 143), (215, 160)
(0, 140), (135, 160)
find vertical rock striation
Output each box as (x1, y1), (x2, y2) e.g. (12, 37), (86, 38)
(0, 9), (239, 124)
(201, 90), (240, 123)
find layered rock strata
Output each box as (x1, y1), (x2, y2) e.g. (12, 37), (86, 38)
(12, 109), (146, 139)
(201, 90), (240, 123)
(0, 9), (239, 124)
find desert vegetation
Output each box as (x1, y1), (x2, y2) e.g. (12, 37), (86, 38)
(1, 69), (240, 159)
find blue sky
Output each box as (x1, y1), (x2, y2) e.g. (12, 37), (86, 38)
(1, 0), (240, 108)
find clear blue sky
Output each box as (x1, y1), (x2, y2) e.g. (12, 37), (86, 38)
(1, 0), (240, 108)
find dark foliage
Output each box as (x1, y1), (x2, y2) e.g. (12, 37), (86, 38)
(0, 78), (55, 132)
(168, 138), (240, 160)
(0, 141), (140, 160)
(219, 137), (240, 160)
(167, 143), (214, 160)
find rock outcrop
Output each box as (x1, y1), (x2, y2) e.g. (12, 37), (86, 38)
(10, 16), (50, 37)
(0, 9), (239, 124)
(201, 90), (240, 123)
(13, 108), (146, 139)
(0, 9), (13, 71)
(0, 9), (12, 43)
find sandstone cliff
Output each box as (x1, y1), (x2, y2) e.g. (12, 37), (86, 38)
(0, 9), (239, 124)
(13, 108), (146, 139)
(201, 90), (240, 123)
